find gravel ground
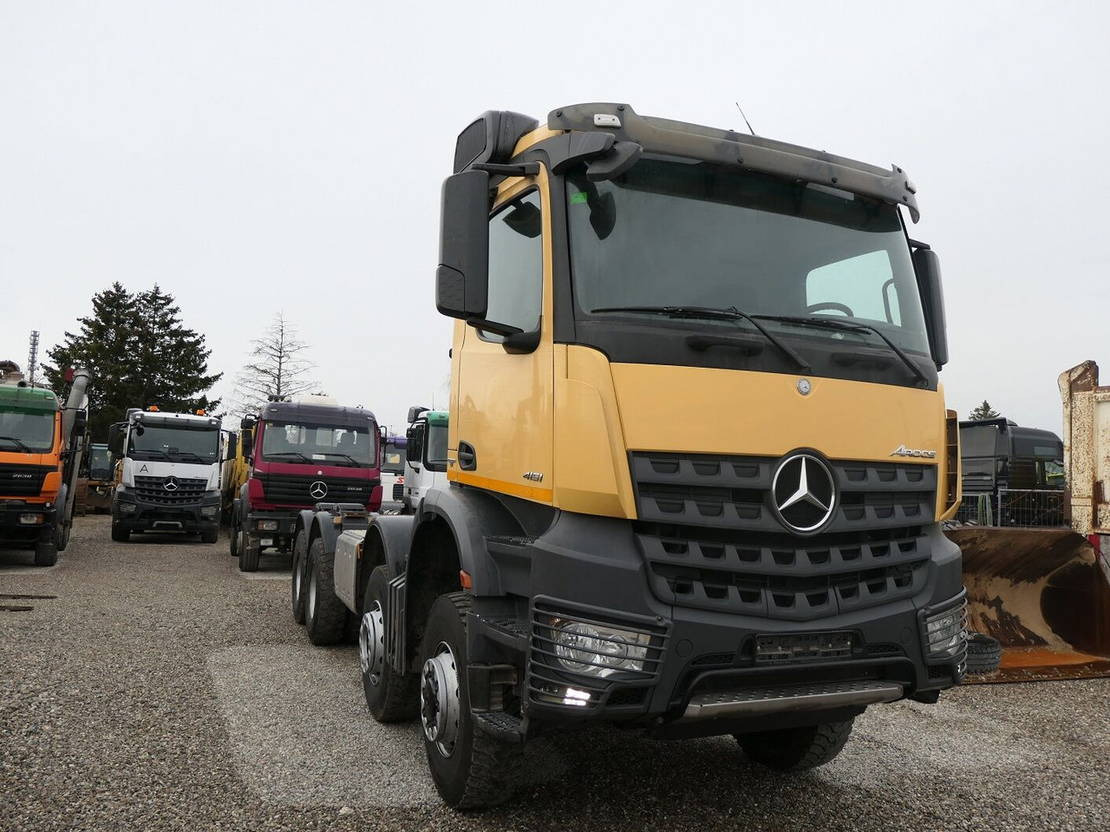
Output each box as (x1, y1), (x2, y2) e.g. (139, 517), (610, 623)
(1, 515), (1107, 831)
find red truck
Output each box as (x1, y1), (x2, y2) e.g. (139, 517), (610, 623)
(230, 397), (382, 572)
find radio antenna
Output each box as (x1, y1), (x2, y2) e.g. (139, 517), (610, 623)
(734, 101), (756, 136)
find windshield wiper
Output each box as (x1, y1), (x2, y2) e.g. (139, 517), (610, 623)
(754, 315), (928, 384)
(591, 305), (810, 371)
(265, 451), (311, 463)
(0, 435), (32, 452)
(317, 452), (360, 466)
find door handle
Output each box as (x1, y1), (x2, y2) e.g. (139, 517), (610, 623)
(457, 442), (477, 471)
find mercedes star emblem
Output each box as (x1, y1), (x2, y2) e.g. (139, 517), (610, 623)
(309, 480), (328, 500)
(162, 476), (179, 492)
(771, 453), (836, 534)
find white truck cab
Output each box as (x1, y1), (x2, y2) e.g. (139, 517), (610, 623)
(401, 407), (448, 513)
(108, 408), (229, 543)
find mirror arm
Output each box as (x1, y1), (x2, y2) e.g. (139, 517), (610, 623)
(473, 162), (539, 177)
(466, 318), (523, 337)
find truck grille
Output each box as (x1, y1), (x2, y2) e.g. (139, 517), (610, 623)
(392, 483), (404, 501)
(135, 475), (208, 505)
(630, 452), (937, 621)
(259, 472), (376, 506)
(0, 464), (52, 497)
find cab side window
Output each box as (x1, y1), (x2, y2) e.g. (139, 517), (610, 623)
(482, 190), (542, 340)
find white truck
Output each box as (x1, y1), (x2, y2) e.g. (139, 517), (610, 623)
(401, 407), (448, 513)
(107, 408), (231, 543)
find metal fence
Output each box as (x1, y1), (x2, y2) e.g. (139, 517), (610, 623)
(952, 489), (1067, 528)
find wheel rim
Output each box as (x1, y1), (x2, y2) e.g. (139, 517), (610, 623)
(421, 641), (461, 758)
(307, 568), (317, 621)
(358, 602), (385, 684)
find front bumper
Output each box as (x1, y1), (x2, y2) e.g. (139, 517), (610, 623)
(113, 487), (220, 533)
(0, 500), (57, 545)
(469, 512), (966, 732)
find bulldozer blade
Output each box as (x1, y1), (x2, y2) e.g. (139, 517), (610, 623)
(947, 527), (1110, 682)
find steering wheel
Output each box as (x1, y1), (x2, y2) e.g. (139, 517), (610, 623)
(807, 302), (854, 317)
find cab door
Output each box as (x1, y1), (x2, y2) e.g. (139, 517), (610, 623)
(451, 171), (554, 504)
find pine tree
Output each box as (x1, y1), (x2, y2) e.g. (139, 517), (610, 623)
(969, 400), (1000, 420)
(231, 313), (316, 417)
(44, 284), (221, 440)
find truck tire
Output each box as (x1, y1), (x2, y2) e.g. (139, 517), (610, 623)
(200, 527), (219, 544)
(111, 522), (130, 543)
(420, 592), (519, 809)
(229, 517), (240, 557)
(290, 530), (308, 625)
(735, 718), (855, 771)
(238, 534), (260, 572)
(362, 566), (418, 722)
(57, 522), (71, 552)
(965, 633), (1002, 675)
(34, 540), (58, 567)
(304, 537), (346, 645)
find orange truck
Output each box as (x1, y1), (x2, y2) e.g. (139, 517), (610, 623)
(0, 365), (90, 565)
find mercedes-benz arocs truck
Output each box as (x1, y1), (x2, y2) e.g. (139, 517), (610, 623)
(233, 396), (382, 573)
(0, 366), (90, 565)
(108, 408), (228, 543)
(299, 103), (966, 808)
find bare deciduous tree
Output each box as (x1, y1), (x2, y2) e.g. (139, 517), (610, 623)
(231, 313), (316, 416)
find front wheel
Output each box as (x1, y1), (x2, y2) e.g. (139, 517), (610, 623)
(111, 522), (130, 543)
(200, 526), (219, 544)
(290, 531), (308, 625)
(238, 532), (260, 572)
(362, 566), (418, 722)
(34, 540), (58, 567)
(304, 537), (346, 645)
(420, 592), (519, 809)
(57, 522), (71, 552)
(735, 718), (855, 771)
(229, 516), (240, 557)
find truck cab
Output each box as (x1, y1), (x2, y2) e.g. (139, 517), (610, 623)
(380, 435), (407, 509)
(108, 408), (227, 543)
(402, 407), (448, 513)
(233, 397), (382, 572)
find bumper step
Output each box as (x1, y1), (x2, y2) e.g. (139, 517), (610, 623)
(683, 679), (904, 720)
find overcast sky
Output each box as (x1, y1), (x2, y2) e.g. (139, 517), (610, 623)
(2, 1), (1107, 434)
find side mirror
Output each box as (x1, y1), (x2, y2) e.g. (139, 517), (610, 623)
(240, 415), (256, 430)
(912, 247), (948, 368)
(407, 405), (430, 424)
(240, 428), (254, 462)
(225, 432), (238, 462)
(73, 410), (88, 435)
(405, 422), (425, 466)
(107, 423), (125, 457)
(436, 169), (490, 320)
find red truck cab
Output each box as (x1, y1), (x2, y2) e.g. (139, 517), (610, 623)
(231, 399), (382, 572)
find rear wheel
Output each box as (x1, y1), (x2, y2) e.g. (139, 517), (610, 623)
(420, 592), (519, 809)
(34, 540), (58, 567)
(362, 566), (418, 722)
(111, 522), (130, 543)
(304, 537), (346, 645)
(735, 718), (855, 771)
(290, 530), (308, 624)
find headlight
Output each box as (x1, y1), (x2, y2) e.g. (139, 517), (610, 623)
(119, 503), (137, 514)
(924, 601), (966, 657)
(549, 618), (652, 679)
(258, 520), (278, 531)
(19, 514), (44, 525)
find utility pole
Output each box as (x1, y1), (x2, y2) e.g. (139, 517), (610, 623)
(27, 330), (40, 386)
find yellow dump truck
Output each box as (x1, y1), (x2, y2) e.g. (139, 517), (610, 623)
(300, 103), (966, 808)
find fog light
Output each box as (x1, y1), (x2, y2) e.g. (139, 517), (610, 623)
(200, 506), (218, 518)
(548, 617), (651, 679)
(119, 503), (137, 514)
(925, 601), (966, 657)
(258, 519), (278, 531)
(19, 513), (44, 525)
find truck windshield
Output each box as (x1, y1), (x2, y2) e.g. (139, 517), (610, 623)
(382, 440), (406, 474)
(261, 422), (375, 466)
(0, 409), (56, 452)
(567, 159), (930, 355)
(129, 426), (220, 462)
